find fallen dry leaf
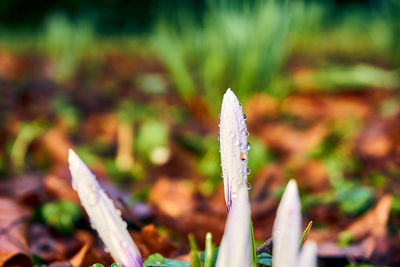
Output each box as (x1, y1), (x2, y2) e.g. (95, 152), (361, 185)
(149, 177), (195, 218)
(318, 195), (393, 264)
(344, 194), (392, 242)
(39, 127), (73, 165)
(0, 198), (32, 267)
(134, 224), (178, 258)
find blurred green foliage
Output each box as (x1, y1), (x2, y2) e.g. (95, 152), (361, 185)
(136, 120), (170, 165)
(151, 1), (298, 110)
(10, 121), (48, 172)
(40, 14), (96, 82)
(40, 200), (81, 235)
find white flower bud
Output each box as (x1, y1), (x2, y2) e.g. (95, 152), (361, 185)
(219, 88), (249, 211)
(272, 179), (301, 267)
(68, 149), (142, 267)
(298, 241), (318, 267)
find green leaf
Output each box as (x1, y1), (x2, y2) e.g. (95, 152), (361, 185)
(334, 180), (372, 215)
(90, 264), (105, 267)
(164, 259), (192, 267)
(250, 221), (257, 267)
(200, 248), (219, 267)
(338, 231), (354, 248)
(41, 200), (81, 235)
(257, 252), (272, 266)
(144, 253), (192, 267)
(203, 232), (214, 267)
(32, 254), (44, 265)
(136, 120), (170, 164)
(188, 233), (202, 267)
(300, 221), (313, 245)
(111, 263), (122, 267)
(144, 254), (167, 267)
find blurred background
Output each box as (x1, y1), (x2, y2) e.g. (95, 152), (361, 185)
(1, 0), (400, 266)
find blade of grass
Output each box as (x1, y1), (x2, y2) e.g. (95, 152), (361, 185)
(204, 232), (214, 267)
(250, 220), (257, 267)
(188, 233), (203, 267)
(300, 221), (313, 245)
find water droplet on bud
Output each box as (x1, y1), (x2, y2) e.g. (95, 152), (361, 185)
(247, 182), (252, 190)
(247, 168), (251, 174)
(243, 113), (247, 120)
(246, 142), (250, 151)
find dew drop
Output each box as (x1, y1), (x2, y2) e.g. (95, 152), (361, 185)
(104, 247), (110, 253)
(247, 168), (251, 175)
(247, 182), (252, 190)
(246, 142), (251, 151)
(218, 113), (221, 119)
(243, 113), (247, 120)
(217, 136), (220, 141)
(246, 131), (249, 137)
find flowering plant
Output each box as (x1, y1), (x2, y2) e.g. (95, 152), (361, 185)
(69, 89), (317, 267)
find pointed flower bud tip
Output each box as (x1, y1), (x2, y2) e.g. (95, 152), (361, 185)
(298, 241), (318, 267)
(68, 149), (142, 267)
(272, 179), (301, 267)
(219, 88), (249, 211)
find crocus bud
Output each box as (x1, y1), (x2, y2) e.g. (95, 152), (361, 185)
(216, 184), (251, 267)
(219, 88), (249, 211)
(272, 179), (301, 267)
(68, 149), (142, 267)
(298, 241), (318, 267)
(216, 89), (251, 267)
